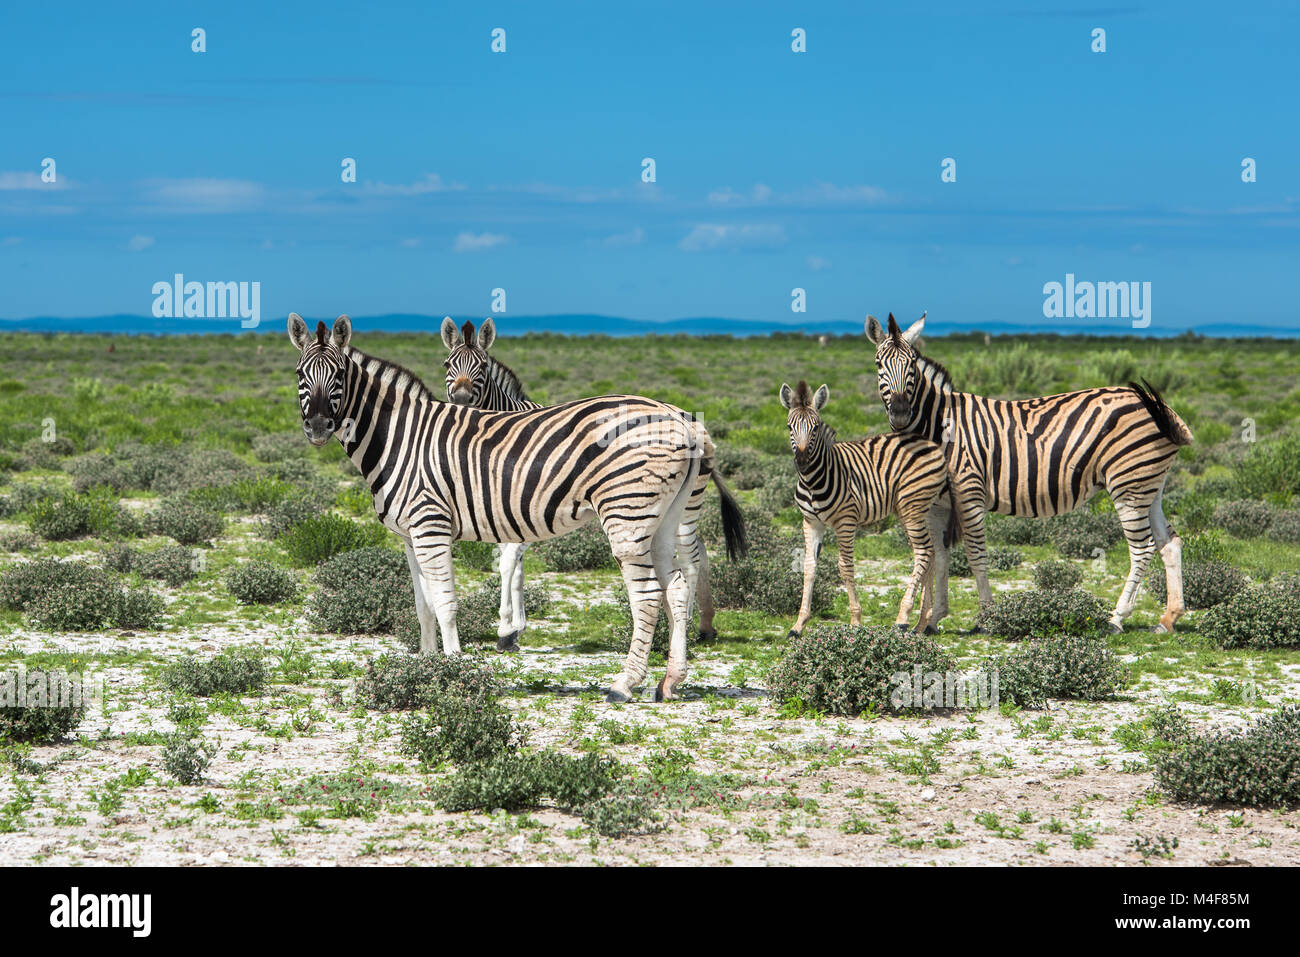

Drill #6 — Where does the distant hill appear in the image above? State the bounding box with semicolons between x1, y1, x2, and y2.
1;313;1296;339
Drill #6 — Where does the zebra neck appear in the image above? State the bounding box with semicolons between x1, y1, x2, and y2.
909;356;954;444
336;350;441;492
796;435;841;492
485;358;531;410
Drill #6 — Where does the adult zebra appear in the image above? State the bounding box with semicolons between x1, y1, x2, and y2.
867;312;1193;633
289;313;746;701
439;316;728;649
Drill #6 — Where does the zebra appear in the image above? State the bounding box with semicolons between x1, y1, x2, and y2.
289;313;746;702
866;312;1194;633
440;315;728;649
440;317;540;652
780;380;953;636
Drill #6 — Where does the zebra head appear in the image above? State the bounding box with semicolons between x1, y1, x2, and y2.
779;380;832;468
440;317;496;406
288;312;352;446
866;311;926;430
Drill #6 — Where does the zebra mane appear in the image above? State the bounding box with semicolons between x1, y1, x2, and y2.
914;351;954;393
486;355;530;402
348;347;441;403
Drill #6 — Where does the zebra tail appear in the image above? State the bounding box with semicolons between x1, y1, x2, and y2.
943;481;962;549
1129;378;1194;447
712;470;749;561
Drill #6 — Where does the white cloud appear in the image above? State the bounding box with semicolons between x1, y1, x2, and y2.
144;178;264;212
793;182;895;205
127;235;155;252
806;255;832;272
602;226;645;247
453;231;509;253
0;171;66;190
2;237;23;246
365;173;464;196
707;184;772;206
678;223;787;252
399;237;422;247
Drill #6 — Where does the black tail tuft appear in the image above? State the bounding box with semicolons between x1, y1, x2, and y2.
1128;378;1192;447
717;475;748;562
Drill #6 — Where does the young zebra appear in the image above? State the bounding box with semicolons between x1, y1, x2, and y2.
289;313;746;702
867;312;1194;633
440;316;728;649
780;381;952;635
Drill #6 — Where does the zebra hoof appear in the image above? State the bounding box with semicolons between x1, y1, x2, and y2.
496;632;520;653
1151;623;1171;635
786;629;800;640
653;679;666;703
698;628;718;643
1107;621;1124;635
965;625;985;636
922;625;940;636
605;688;633;704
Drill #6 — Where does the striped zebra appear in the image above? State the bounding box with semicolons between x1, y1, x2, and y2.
867;312;1194;633
780;381;952;636
440;316;727;649
289;313;746;702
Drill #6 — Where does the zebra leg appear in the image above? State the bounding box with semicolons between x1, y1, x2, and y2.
836;522;863;627
690;531;716;642
656;547;692;702
789;516;826;637
954;484;993;630
1149;488;1185;633
410;531;461;655
1108;500;1159;633
607;531;661;703
922;499;952;633
404;542;439;654
897;514;933;632
495;542;527;652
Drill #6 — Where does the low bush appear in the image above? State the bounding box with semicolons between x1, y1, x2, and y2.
137;545;198;587
1051;508;1124;559
307;547;413;634
278;513;387;566
767;624;956;716
399;683;518;766
258;499;317;540
27;491;122;541
453;540;497;571
0;669;86;743
709;517;836;617
357;653;502;712
451;575;550;646
533;523;615;572
1212;499;1274;538
1154;705;1300;808
112;588;166;630
984;513;1051;547
1234;432;1300;500
226;561;297;604
1145;560;1247;610
987;634;1129;708
1265;509;1300;545
148;499;224;546
0;530;39;552
1033;559;1083;591
1197;575;1300;649
162;732;218;785
161;648;267;697
951;546;1022;577
975;588;1111;639
1;558;163;630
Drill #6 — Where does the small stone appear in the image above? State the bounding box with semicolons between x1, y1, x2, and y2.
921;788;936;801
507;836;525;856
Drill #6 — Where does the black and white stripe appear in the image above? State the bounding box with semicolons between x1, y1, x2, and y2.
290;313;746;701
780;381;951;636
867;312;1193;633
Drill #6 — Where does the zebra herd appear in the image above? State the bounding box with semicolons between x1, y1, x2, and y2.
288;309;1193;702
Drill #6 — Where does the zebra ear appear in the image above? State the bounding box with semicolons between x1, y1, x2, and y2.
813;384;830;411
902;311;926;346
778;383;794;410
865;315;885;345
440;317;459;351
288;313;310;351
477;318;496;351
332;315;352;350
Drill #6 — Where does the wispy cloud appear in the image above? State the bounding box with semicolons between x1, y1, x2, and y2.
0;171;66;191
678;223;787;252
364;173;464;196
602;226;645;247
453;231;509;253
126;235;155;252
806;255;832;271
143;178;264;213
705;181;895;207
707;184;772;205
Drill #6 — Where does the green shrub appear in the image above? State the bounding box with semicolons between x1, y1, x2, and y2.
188;476;294;513
608;586;699;657
399;668;518;766
0;530;39;553
1170;490;1216;534
453;540;497;571
582;789;664;837
149;498;224;546
709;517;836;617
767;624;956;716
278;513;387;566
533;523;615;572
162;732;218;785
985;513;1051;546
1265;509;1300;545
27;584;120;630
1154;705;1300;808
113;588;165;630
0;669;86;743
0;559;114;612
433;751;548;811
67;453;131;493
27;491;121;541
307;547;412;634
161;648;267;697
226;560;297;604
1033;559;1083;591
137;545;198;587
1235;432;1300;500
448;575;551;646
1212;499;1274;538
1051;509;1123;559
975;589;1111;639
1198;576;1300;649
358;653;502;712
1145;560;1247;609
1183;530;1231;564
951;546;1022;577
104;543;139;573
987;634;1129;708
259;498;317;539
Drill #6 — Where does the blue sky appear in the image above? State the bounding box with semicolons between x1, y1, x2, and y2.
2;0;1297;333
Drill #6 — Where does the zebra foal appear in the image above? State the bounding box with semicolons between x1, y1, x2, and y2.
780;381;952;636
289;313;745;701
